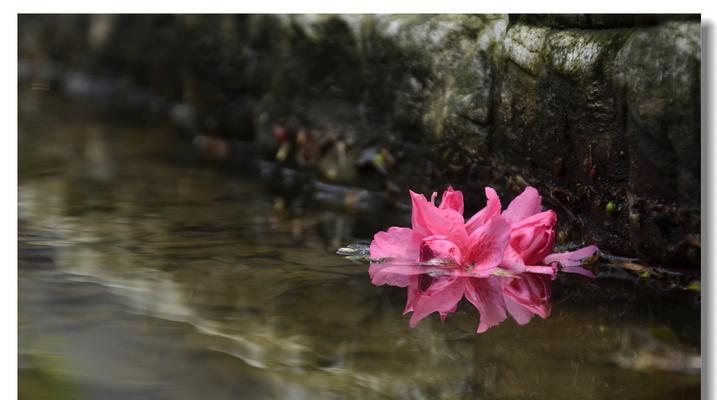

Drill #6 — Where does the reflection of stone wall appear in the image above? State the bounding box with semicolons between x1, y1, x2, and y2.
17;14;701;269
18;90;702;398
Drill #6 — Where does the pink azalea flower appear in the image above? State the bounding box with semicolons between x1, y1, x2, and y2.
369;186;598;333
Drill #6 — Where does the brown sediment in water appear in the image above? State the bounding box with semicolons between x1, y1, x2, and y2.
18;90;700;399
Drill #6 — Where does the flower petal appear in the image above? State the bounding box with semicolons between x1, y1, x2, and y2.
504;296;535;325
544;245;598;265
543;245;598;278
403;275;422;314
410;190;467;246
502;186;542;225
561;265;596;278
502;274;552;324
408;277;465;327
464;278;508;333
438;186;464;215
419;235;463;265
465;187;502;234
465;215;511;271
368;263;429;287
370;227;422;260
509;210;557;265
369;227;423;287
525;264;558;279
499;245;526;273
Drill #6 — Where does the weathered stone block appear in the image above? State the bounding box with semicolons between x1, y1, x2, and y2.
17;14;701;269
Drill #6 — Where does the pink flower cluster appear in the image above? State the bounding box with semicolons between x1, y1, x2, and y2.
369;186;597;333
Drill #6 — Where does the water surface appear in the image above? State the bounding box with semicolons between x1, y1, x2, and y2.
19;91;700;399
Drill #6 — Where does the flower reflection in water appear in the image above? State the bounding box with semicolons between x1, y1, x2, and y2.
369;186;597;333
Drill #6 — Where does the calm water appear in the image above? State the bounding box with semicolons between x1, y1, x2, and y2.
19;91;700;399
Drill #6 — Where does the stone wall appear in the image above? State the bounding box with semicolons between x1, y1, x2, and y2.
18;14;701;269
